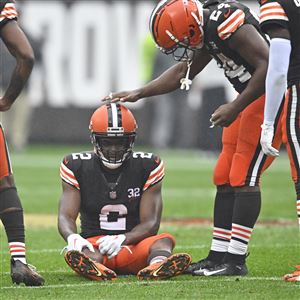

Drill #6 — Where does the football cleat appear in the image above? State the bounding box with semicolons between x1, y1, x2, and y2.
203;262;248;276
10;259;45;286
283;265;300;282
64;250;117;281
137;253;191;280
185;257;220;276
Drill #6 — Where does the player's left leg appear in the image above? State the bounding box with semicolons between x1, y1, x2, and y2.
282;83;300;281
0;125;44;286
188;115;240;275
204;95;283;276
136;234;191;280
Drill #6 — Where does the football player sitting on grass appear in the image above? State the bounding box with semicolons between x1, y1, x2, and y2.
58;103;191;281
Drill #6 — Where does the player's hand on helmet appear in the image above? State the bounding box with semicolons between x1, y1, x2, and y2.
97;234;126;260
210;102;240;128
102;90;142;103
67;233;95;252
260;123;279;157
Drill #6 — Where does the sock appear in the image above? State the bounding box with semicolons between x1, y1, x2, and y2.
226;191;261;264
9;242;26;264
0;188;27;264
208;189;235;262
148;250;171;265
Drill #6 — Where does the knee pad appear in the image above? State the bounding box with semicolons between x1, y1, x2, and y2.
214;151;233;186
0;187;23;214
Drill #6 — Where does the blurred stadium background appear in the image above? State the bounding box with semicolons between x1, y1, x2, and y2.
0;1;299;298
1;0;256;152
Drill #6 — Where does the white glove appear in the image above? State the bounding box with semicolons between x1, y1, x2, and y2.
260;123;279;157
67;233;95;252
97;234;126;260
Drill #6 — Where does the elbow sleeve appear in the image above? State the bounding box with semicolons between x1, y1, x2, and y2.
264;38;291;125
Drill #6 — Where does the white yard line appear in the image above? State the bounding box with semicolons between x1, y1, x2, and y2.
2;277;297;290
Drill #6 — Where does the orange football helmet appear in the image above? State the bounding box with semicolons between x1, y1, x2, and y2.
149;0;204;61
89;103;137;169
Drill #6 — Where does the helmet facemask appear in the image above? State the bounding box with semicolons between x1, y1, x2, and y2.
161;33;201;62
92;133;136;169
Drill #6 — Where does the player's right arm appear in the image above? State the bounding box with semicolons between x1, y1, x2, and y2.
103;47;212;103
58;181;81;241
0;20;34;111
58;156;95;252
259;0;292;156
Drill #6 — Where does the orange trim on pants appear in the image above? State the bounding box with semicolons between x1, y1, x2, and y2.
214;95;283;187
87;233;175;274
0;125;12;179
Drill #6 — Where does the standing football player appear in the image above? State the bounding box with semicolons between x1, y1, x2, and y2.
0;0;44;286
58;103;191;281
103;0;283;276
258;0;300;282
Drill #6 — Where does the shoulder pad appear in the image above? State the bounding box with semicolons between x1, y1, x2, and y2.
59;154;80;190
216;7;246;40
260;1;289;24
142;155;165;191
0;0;17;23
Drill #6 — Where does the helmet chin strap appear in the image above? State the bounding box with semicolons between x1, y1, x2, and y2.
180;1;204;91
102;160;122;169
95;148;126;169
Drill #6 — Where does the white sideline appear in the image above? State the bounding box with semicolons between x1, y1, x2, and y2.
2;277;297;290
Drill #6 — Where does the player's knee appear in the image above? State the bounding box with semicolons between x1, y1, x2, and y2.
213;152;233;185
228;153;251;187
0;187;23;214
150;234;175;251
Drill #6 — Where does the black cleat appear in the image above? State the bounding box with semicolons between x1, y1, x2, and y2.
203;262;248;276
11;259;45;286
185;258;220;275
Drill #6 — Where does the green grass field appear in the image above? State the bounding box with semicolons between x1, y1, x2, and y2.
0;145;299;299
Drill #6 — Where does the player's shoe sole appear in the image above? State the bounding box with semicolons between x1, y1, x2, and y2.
64;250;117;281
137;253;191;280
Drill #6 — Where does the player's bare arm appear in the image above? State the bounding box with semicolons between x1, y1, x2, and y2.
211;24;269;127
0;20;34;111
122;181;163;245
104;47;211;103
58;181;81;241
103;62;187;103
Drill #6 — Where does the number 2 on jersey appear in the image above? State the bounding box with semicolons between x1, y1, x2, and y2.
99;204;127;231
